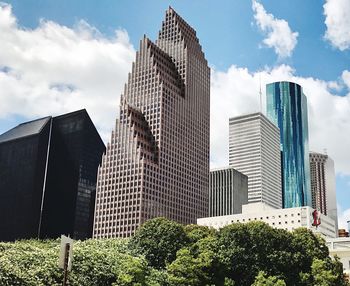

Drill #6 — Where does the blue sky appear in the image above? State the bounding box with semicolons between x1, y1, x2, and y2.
6;0;349;79
1;0;350;227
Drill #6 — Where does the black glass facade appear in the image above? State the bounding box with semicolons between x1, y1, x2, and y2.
0;110;105;241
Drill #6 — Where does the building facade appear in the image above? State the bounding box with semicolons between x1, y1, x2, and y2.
309;152;337;230
229;112;282;209
198;202;336;238
209;167;248;217
93;7;210;238
0;110;105;241
326;237;350;280
266;81;312;208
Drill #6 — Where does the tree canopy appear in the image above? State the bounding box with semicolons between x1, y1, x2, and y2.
129;217;188;269
0;218;348;286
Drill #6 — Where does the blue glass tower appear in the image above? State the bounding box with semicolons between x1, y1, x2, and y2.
266;81;311;208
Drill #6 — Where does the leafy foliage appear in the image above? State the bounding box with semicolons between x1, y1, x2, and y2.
252;271;286;286
0;218;348;286
69;239;149;286
167;235;224;285
217;221;296;285
0;240;62;286
129;217;188;268
0;239;152;286
184;224;217;244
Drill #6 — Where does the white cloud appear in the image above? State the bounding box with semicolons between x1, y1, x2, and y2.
2;2;350;182
342;70;350;89
252;0;298;58
210;65;350;178
0;3;135;141
324;0;350;51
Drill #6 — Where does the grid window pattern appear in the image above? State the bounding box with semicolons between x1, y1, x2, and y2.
93;7;210;238
229;113;282;209
309;152;337;226
310;153;327;214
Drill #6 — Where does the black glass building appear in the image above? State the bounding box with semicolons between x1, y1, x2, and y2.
0;109;105;241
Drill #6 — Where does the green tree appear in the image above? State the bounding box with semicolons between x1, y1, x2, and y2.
305;257;349;286
184;224;217;244
0;240;62;286
167;248;207;286
217;222;295;286
167;235;224;285
145;268;168;286
69;239;147;286
0;220;347;286
252;271;286;286
291;228;331;285
311;258;338;286
0;239;152;286
129;217;188;268
224;277;235;286
291;228;329;263
330;256;350;286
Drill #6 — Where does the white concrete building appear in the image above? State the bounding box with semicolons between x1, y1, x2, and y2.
197;202;336;238
229;113;282;209
326;237;350;278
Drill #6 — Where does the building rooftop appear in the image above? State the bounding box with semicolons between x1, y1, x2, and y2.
0;117;51;143
229;112;280;132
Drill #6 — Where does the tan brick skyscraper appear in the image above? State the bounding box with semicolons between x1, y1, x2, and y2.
93;7;210;238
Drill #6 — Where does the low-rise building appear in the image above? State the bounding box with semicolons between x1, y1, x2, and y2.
197;202;336;238
326;237;350;280
209;167;248;217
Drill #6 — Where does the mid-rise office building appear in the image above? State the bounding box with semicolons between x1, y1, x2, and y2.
93;7;210;238
309;152;337;230
229;112;282;209
209;167;248;217
266;81;312;208
198;202;336;238
0;109;105;241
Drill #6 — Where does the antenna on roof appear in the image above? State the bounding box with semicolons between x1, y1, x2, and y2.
324;148;327;155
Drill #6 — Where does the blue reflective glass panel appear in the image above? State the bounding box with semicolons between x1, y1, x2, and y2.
266;81;311;208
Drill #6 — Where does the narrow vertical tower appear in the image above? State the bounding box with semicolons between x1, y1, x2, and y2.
266;81;311;208
93;7;210;238
309;152;337;229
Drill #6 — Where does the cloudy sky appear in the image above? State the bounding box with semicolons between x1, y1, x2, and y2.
1;0;349;228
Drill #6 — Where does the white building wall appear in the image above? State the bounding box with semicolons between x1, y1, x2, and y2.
326;237;350;277
197;203;336;238
229;113;282;209
325;157;338;231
